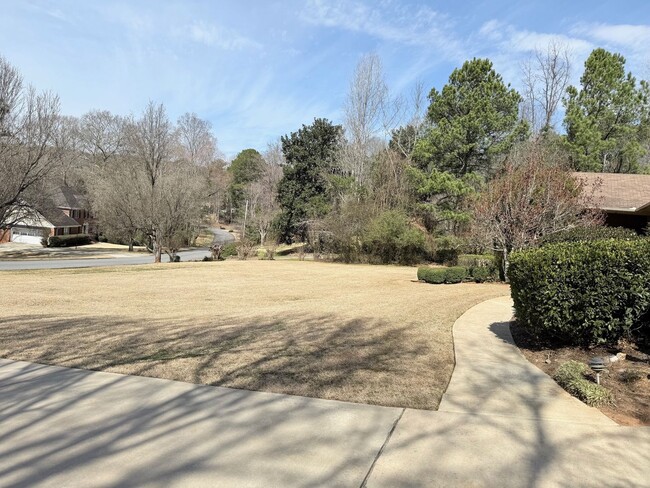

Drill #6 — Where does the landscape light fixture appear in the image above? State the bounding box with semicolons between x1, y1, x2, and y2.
588;357;607;385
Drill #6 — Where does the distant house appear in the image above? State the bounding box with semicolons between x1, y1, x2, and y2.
50;186;93;235
575;172;650;233
0;185;93;245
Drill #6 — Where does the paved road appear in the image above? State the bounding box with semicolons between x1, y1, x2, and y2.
0;228;235;271
1;298;648;487
0;248;211;270
209;227;236;246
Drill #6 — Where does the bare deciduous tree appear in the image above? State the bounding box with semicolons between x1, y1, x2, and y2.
89;102;205;262
78;110;126;167
342;53;388;185
521;41;571;134
0;55;62;230
472;140;602;280
176;112;219;167
246;141;284;245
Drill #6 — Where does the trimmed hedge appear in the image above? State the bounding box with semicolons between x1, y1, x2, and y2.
47;234;92;247
417;267;446;284
509;238;650;345
445;266;467;284
540;226;638;246
418;266;468;284
470;266;492;283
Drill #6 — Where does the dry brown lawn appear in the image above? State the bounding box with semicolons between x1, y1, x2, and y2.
0;260;508;409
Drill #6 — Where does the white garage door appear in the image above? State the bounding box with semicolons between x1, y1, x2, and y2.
11;226;45;245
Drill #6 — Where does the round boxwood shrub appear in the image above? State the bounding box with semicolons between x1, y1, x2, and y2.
509;238;650;345
444;266;468;284
417;267;446;284
470;266;492;283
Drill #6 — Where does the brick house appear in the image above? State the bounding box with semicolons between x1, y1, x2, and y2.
0;186;93;244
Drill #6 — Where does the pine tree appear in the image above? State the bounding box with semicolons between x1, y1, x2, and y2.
413;58;528;177
563;48;650;173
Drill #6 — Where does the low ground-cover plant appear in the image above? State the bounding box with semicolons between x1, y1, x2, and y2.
553;360;614;407
509;238;650;345
540;226;638;245
46;234;92;247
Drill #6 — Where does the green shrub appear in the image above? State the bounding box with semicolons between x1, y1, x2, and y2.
540;226;638;246
417;267;446;284
509;239;650;345
47;234;92;247
221;242;237;258
363;210;430;265
459;253;498;282
444;266;468;284
470;266;492;283
432;236;464;265
553;361;614;407
457;253;495;268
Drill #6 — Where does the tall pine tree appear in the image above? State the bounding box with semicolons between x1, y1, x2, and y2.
413;58;528;177
564;48;650;173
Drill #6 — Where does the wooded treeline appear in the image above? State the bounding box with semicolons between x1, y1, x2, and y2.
1;43;648;264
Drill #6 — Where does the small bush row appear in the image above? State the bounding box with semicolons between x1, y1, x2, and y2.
46;234;92;247
417;265;495;284
509;238;650;345
553;361;614;407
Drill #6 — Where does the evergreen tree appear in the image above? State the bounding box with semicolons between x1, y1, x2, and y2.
564;48;650;173
414;58;528;177
276;118;342;241
228;148;265;216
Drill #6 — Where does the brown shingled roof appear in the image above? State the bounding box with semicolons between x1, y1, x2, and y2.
573;172;650;214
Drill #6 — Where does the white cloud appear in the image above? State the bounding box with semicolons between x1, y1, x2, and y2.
572;23;650;51
478;21;593;56
302;0;465;60
187;21;262;51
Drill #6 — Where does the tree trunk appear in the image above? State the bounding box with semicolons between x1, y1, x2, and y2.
502;247;510;283
153;231;162;263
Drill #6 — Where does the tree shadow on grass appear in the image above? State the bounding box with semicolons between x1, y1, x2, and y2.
0;311;441;409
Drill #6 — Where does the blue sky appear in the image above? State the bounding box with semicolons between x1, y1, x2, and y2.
1;0;649;158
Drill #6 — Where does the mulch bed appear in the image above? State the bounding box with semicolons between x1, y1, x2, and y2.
511;324;650;426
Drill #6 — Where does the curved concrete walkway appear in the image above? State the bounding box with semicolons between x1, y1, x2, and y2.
1;297;649;487
368;296;650;487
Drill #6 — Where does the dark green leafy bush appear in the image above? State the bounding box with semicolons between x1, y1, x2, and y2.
509;239;650;345
553;361;614;407
221;242;237;258
417;267;446;284
432;236;464;265
47;234;92;247
470;266;492;283
540;226;638;246
444;266;468;283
